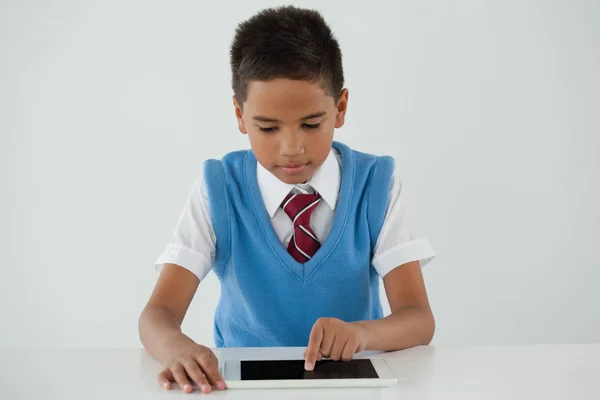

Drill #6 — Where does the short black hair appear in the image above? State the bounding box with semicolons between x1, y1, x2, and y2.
230;5;344;105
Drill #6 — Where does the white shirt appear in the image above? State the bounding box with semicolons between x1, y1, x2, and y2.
156;149;435;280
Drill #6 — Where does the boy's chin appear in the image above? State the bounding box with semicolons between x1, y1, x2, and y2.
273;168;313;185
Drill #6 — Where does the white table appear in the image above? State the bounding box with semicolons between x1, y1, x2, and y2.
1;345;598;399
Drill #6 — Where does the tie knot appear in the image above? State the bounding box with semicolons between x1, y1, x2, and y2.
281;192;321;225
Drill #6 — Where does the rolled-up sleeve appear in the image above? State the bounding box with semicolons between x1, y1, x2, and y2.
371;173;436;277
155;167;215;281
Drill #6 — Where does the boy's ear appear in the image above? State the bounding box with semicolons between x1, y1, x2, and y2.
233;96;247;134
334;89;349;129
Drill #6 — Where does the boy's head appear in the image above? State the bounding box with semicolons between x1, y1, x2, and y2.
230;6;348;184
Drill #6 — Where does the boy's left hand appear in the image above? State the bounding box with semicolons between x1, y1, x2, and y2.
303;317;369;371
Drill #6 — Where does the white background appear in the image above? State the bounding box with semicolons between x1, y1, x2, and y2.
1;0;599;349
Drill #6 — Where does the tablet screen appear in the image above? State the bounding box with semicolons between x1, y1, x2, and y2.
240;359;379;380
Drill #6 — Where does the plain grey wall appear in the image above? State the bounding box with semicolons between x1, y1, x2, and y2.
1;0;599;348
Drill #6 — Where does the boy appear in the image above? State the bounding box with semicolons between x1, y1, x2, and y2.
139;5;436;394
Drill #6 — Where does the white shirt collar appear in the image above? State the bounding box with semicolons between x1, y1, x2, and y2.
257;148;341;218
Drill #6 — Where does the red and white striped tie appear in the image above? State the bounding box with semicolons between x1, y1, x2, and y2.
281;191;321;263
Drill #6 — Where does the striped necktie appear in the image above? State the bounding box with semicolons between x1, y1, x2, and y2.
281;191;322;263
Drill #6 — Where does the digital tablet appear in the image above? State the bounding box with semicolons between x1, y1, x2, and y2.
222;358;397;389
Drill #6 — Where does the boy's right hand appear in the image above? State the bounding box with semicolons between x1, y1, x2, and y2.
157;334;226;394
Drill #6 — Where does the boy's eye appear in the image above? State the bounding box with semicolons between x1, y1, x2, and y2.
303;123;321;130
258;123;320;132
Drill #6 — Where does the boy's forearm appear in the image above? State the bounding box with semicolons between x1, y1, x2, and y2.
138;307;189;363
354;307;435;352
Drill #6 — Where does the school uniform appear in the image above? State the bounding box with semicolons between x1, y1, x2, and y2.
156;141;435;347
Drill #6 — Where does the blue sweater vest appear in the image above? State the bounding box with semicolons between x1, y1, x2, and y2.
203;141;394;347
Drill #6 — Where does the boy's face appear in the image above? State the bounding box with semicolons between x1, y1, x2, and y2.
233;78;348;184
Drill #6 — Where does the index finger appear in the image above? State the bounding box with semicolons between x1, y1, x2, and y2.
305;322;324;371
198;353;226;390
303;349;323;361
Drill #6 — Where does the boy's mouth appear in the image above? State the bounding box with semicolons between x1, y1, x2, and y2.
279;163;307;174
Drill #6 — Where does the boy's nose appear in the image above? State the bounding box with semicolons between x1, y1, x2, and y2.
280;134;305;157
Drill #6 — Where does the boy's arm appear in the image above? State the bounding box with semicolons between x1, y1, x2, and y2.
139;263;225;393
354;260;435;351
138;263;200;363
304;261;434;369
